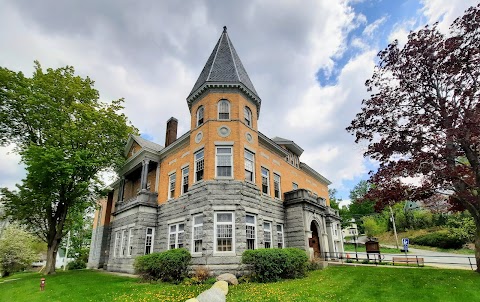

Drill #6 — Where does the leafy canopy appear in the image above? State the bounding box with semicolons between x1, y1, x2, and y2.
0;61;136;273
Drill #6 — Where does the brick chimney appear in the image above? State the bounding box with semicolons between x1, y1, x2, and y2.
165;117;178;147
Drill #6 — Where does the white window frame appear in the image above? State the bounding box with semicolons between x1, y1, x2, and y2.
277;224;284;248
218;99;230;120
214;212;235;254
181;166;189;195
274;173;281;199
168;172;176;199
192;214;203;255
215;146;233;178
196;106;204;126
121;229;128;257
244;106;252;127
246;214;257;250
264;221;272;248
144;227;155;255
194;149;204;182
113;231;121;258
261;167;270;195
168;223;185;250
244;149;255;182
127;228;134;257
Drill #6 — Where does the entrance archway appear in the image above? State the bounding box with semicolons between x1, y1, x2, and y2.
309;221;321;259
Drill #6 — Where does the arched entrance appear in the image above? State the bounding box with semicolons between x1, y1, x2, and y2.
309;221;321;259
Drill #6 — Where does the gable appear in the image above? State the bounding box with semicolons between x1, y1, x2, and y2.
127;141;142;159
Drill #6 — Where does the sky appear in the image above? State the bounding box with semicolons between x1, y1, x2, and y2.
0;0;477;206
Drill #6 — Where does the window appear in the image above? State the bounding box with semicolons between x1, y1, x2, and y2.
218;100;230;120
168;173;176;199
121;229;128;257
274;173;281;199
127;228;134;256
169;223;185;249
264;222;272;248
215;212;234;252
292;182;298;190
261;167;270;194
277;224;284;248
181;166;189;194
246;214;256;250
114;231;121;258
196;106;204;126
244;106;252;126
216;147;233;177
244;149;255;182
192;215;203;253
194;149;204;182
145;227;154;255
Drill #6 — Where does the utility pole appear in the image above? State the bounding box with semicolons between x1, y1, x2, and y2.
389;205;399;249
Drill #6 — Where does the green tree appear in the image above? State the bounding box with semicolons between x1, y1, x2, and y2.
348;180;376;218
0;225;38;277
0;62;136;274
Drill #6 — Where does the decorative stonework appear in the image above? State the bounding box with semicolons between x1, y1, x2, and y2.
195;131;203;143
217;126;231;138
245;132;253;143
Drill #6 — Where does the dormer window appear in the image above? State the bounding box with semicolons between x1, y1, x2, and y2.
196;106;204;126
218;100;230;120
244;106;252;127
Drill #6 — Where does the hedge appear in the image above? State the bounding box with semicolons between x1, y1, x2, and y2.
66;259;86;270
411;231;467;249
242;248;308;282
134;248;191;282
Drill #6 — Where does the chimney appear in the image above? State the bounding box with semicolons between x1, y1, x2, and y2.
165;117;178;147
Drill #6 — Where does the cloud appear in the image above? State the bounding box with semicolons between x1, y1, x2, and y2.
0;145;24;190
363;16;387;37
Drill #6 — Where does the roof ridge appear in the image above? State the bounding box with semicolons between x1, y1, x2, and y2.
225;32;241;81
207;30;224;81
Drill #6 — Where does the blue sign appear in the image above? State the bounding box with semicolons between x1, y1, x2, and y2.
402;238;409;245
403;244;409;251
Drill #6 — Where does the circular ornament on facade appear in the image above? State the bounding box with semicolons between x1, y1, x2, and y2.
217;126;231;138
245;132;253;143
195;131;203;143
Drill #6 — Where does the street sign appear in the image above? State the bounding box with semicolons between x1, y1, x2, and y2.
402;238;409;245
403;244;409;252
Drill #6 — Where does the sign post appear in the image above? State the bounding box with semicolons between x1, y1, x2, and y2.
402;238;409;259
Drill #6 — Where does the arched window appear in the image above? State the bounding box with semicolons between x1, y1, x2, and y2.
244;106;252;127
196;106;204;126
218;100;230;120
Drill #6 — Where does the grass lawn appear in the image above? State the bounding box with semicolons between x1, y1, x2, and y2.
343;243;403;254
376;230;475;255
1;267;479;302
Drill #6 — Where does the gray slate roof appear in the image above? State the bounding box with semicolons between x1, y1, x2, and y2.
187;27;261;113
133;135;163;152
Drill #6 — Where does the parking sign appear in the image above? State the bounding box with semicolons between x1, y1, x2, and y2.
402;238;409;245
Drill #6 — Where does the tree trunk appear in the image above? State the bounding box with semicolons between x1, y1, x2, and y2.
476;222;480;273
45;239;60;274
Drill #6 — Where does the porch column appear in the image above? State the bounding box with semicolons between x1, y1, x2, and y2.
117;177;125;202
140;159;150;191
326;219;335;258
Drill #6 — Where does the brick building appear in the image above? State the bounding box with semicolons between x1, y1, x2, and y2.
88;27;343;273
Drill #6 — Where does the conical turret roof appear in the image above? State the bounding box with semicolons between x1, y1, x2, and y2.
187;26;261;114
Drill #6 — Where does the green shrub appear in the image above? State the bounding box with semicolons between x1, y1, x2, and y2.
242;248;308;282
411;231;466;249
66;259;86;270
134;248;191;283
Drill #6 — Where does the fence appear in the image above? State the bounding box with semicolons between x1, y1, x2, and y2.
322;251;477;271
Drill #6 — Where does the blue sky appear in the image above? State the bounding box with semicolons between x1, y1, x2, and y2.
0;0;477;206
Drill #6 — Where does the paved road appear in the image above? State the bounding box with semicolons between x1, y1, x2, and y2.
344;245;476;270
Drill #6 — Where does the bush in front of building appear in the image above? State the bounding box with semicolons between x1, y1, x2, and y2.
134;248;191;283
66;259;87;270
411;231;466;249
242;248;308;282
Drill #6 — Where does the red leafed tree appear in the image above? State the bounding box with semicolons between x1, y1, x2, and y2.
347;4;480;271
